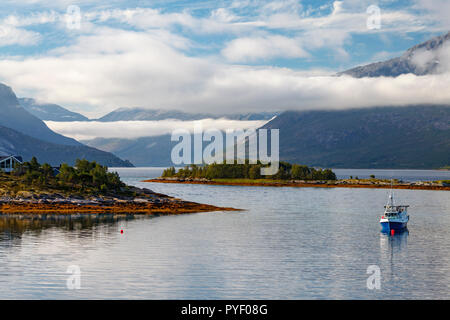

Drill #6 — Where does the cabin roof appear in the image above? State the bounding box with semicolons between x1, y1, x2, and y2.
0;155;23;163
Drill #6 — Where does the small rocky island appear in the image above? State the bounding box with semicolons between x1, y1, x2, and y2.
145;163;450;191
146;177;450;191
0;158;238;214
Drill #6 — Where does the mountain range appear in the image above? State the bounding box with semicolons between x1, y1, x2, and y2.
340;31;450;77
262;106;450;169
96;108;278;122
19;98;89;122
0;84;133;167
0;85;80;147
0;125;133;167
81;135;174;167
84;33;450;168
5;32;450;169
16;100;278;122
82;105;450;169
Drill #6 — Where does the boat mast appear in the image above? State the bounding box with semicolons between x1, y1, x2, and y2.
388;180;394;208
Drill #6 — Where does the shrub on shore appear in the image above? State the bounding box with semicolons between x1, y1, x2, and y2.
8;157;125;194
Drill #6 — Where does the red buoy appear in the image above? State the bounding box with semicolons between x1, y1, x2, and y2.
391;229;395;236
121;229;124;234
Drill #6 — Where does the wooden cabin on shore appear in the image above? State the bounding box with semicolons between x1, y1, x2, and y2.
0;155;23;173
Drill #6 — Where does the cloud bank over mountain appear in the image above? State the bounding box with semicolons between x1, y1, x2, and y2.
2;29;450;117
0;1;449;116
45;119;268;140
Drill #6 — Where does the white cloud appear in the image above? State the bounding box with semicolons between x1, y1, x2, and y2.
0;25;41;46
0;26;450;117
0;2;449;117
80;2;436;56
413;0;450;29
95;8;197;30
260;0;303;15
45;119;268;140
1;0;122;9
222;35;309;62
0;2;444;59
211;8;238;23
2;11;59;27
411;42;450;74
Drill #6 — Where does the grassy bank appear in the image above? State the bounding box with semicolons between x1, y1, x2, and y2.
144;177;450;191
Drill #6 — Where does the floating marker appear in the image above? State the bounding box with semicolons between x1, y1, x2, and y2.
121;229;124;234
391;229;395;236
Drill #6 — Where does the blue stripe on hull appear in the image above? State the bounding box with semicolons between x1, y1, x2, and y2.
380;221;407;232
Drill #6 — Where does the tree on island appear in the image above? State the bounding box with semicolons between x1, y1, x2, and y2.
12;157;124;193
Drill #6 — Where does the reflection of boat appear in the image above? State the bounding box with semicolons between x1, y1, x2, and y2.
380;229;409;256
379;229;409;281
380;188;409;233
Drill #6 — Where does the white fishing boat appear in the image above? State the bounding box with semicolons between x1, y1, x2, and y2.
380;188;409;233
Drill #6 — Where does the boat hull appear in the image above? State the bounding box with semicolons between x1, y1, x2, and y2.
380;221;408;232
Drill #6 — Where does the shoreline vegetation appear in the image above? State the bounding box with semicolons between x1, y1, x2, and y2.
161;162;337;181
145;163;450;191
0;158;239;214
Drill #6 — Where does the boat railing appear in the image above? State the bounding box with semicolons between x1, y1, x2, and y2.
384;205;409;209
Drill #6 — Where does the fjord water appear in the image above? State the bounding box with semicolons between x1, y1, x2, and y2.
1;168;450;299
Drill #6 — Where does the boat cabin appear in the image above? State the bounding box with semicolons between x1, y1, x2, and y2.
383;204;409;217
0;155;23;173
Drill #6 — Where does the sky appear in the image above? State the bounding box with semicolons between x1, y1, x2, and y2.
0;0;449;118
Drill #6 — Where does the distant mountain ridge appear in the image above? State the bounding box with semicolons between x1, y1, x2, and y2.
82;135;174;167
0;125;133;167
13;98;277;167
262;106;450;169
97;107;278;122
85;106;450;169
16;100;279;122
0;84;81;146
340;31;450;77
0;83;133;167
19;98;89;122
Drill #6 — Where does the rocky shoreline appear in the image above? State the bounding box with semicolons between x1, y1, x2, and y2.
0;186;239;214
144;177;450;191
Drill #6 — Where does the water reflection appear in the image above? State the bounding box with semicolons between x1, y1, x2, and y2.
0;214;147;243
379;229;409;284
1;169;450;299
380;229;409;251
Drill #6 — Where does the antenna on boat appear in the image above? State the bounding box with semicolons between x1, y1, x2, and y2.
388;179;394;207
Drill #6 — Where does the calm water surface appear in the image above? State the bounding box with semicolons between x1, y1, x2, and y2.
1;168;450;299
